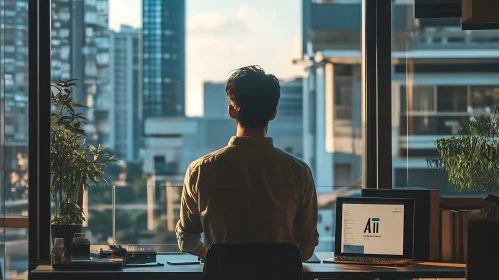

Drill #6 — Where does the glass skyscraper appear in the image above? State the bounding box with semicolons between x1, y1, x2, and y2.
142;0;186;119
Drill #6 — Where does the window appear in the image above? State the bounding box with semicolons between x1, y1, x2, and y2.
437;86;468;113
45;0;364;255
392;1;499;197
400;85;436;113
1;0;30;278
334;77;352;120
469;86;499;113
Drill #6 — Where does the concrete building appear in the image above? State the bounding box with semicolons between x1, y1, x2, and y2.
142;0;186;119
51;0;111;146
301;0;499;192
142;117;189;178
301;0;363;191
109;25;142;162
142;117;189;234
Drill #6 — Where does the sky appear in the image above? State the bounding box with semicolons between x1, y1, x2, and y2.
109;0;303;117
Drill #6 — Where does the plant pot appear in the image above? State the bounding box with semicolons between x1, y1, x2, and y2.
51;224;83;254
466;214;499;280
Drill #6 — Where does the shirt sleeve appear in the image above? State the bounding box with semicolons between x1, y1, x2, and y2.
293;166;320;261
175;164;205;253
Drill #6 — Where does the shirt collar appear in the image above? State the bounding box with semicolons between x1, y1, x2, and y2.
228;136;274;147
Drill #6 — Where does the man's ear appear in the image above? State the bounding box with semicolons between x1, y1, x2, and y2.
228;105;237;120
269;109;277;121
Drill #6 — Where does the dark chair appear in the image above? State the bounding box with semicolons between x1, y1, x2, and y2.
203;243;303;280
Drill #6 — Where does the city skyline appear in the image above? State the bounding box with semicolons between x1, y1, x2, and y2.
3;1;499;277
109;0;303;117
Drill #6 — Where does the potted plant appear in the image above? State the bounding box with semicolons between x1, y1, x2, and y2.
427;105;499;278
50;79;116;250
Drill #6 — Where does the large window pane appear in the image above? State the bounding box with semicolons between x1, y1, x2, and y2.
49;0;363;254
437;86;468;113
391;1;499;196
302;0;363;252
400;85;436;113
1;0;29;279
470;86;499;113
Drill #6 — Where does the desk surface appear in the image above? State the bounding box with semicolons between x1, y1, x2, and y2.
30;252;465;280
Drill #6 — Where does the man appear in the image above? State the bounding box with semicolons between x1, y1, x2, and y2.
175;65;319;261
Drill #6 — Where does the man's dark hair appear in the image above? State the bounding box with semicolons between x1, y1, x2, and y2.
226;65;281;129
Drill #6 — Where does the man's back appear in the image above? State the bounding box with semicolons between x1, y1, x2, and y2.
176;136;319;261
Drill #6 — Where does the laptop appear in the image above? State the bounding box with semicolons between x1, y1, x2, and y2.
324;197;415;266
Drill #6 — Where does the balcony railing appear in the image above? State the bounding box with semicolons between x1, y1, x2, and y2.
412;28;499;48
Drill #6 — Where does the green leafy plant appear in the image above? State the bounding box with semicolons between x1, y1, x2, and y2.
427;106;499;217
51;79;117;225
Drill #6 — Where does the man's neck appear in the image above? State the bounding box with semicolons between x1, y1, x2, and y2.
236;125;267;137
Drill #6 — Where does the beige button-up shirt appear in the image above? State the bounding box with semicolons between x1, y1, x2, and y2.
175;136;319;261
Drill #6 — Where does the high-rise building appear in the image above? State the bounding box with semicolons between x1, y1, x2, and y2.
109;25;142;162
203;82;229;119
2;0;29;144
51;0;110;146
142;0;186;119
85;0;111;146
1;0;30;201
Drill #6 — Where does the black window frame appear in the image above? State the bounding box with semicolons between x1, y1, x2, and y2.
28;0;52;270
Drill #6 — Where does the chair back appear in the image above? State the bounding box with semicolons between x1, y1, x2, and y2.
203;243;303;280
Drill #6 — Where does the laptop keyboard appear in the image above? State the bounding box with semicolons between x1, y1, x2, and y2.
334;256;410;265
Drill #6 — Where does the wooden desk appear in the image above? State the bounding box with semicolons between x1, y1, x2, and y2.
30;252;465;280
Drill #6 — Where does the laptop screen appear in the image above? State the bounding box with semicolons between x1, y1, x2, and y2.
340;202;405;256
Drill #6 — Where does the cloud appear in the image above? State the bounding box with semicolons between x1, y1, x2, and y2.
187;13;227;32
187;4;254;35
235;4;254;20
185;3;301;116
